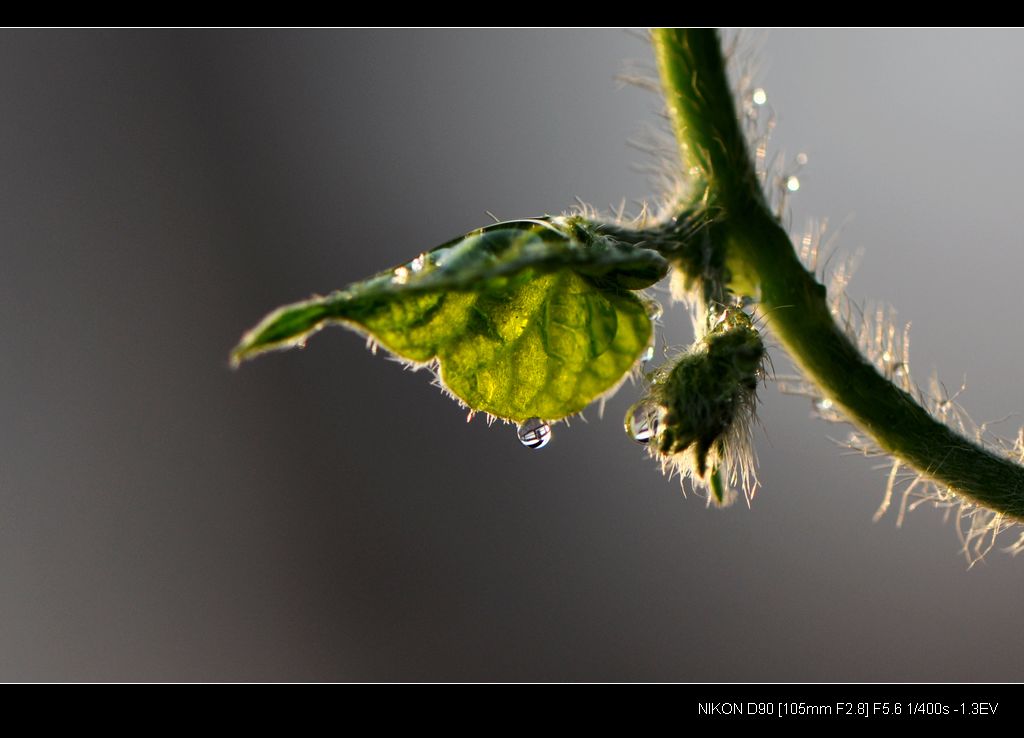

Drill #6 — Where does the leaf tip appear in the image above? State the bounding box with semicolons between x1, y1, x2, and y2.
229;297;334;369
228;342;249;370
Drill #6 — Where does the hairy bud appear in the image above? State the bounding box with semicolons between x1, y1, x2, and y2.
626;306;764;504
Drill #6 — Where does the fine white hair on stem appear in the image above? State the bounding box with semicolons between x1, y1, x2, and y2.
776;214;1024;564
712;31;1024;564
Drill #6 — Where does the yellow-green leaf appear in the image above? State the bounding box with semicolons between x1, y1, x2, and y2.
231;217;666;422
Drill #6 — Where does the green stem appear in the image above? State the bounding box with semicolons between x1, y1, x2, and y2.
650;28;1024;521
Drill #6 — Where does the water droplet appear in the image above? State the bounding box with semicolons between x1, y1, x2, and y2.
645;300;664;322
640;345;655;364
785;175;800;192
813;397;843;422
752;88;767;106
881;351;893;364
410;254;426;273
625;403;659;444
796;152;808;166
517;418;551;449
392;266;410;285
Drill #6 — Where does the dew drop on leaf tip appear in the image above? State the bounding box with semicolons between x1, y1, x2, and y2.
517;418;552;450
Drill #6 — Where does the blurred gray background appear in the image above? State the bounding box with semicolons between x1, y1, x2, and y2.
2;29;1023;681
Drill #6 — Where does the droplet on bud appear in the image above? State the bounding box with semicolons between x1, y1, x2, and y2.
645;299;664;322
625;402;660;444
786;175;801;192
517;418;551;450
752;88;767;106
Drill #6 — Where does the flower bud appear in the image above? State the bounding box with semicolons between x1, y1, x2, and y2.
626;306;764;504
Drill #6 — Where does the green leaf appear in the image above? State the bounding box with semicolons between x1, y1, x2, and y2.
231;216;666;422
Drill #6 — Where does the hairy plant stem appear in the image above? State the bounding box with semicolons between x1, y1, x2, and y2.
647;28;1024;520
